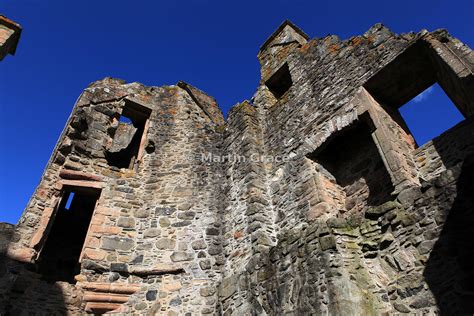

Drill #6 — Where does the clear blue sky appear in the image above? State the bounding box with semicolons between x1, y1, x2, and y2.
1;0;473;224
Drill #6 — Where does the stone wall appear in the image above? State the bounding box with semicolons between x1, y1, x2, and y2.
414;118;474;181
217;21;474;315
1;19;473;315
2;79;226;315
0;15;21;61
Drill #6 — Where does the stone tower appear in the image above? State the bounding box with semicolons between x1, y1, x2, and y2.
1;20;474;315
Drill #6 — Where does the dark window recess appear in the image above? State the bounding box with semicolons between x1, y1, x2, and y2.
36;188;100;283
265;63;293;99
308;122;394;214
106;102;151;169
364;41;466;147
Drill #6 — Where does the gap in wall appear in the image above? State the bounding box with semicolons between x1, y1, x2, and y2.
399;83;465;146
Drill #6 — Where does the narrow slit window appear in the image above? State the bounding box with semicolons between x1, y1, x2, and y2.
106;101;151;169
265;63;293;99
64;192;75;210
37;188;100;283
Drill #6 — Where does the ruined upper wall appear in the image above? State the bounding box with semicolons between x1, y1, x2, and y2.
0;15;21;61
258;20;309;82
219;21;474;315
255;23;473;176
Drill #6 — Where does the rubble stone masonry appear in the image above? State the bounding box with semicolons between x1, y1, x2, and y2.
1;19;474;315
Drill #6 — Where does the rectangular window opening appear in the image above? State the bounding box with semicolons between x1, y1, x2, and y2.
36;187;100;283
265;63;293;99
364;41;466;148
399;83;464;146
106;101;151;169
307;121;394;215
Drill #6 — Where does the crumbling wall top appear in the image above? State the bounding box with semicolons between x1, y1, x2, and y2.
0;15;22;60
177;81;225;126
259;20;309;52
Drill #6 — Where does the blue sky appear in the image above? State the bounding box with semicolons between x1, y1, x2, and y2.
1;0;473;224
400;84;464;146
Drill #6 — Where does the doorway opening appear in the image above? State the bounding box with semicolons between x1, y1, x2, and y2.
36;187;100;283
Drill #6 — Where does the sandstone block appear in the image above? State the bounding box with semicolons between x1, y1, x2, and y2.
144;228;161;238
101;236;134;251
155;238;176;250
170;251;194;262
117;217;135;228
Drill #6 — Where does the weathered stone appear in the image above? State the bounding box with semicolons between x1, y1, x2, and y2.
319;235;336;250
108;272;120;282
365;201;400;219
159;217;171;227
417;240;436;255
200;287;216;297
117;217;135;228
177;211;196;220
199;259;212;270
82;259;107;272
155;207;175;216
208;245;221;255
219;276;237;299
144;228;161;238
171;221;191;227
134;209;151;218
393;302;411;313
101;236;134;251
155;238;176;250
108;122;137;153
191;239;207;250
146;290;157;301
161;280;182;292
326;217;347;228
205;227;219;235
397;187;421;205
135;302;147;310
131;254;144;264
409;294;434;309
170;251;194;262
362;240;378;252
110;262;128;273
169;296;182;306
380;232;395;249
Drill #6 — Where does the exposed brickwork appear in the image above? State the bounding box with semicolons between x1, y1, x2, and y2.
1;20;474;315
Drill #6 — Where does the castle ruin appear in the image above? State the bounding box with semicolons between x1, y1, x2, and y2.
1;19;474;315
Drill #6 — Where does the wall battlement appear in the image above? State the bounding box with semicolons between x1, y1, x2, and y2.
1;19;474;315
